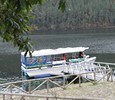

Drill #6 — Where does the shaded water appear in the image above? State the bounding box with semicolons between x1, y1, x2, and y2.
0;29;115;80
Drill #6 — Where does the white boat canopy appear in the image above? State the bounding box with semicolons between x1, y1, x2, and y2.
21;47;89;57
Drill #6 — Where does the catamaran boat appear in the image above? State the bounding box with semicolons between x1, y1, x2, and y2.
21;47;98;80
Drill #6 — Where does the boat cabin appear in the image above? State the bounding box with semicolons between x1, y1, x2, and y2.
21;47;89;69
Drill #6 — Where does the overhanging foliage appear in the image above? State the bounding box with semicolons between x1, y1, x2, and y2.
0;0;66;56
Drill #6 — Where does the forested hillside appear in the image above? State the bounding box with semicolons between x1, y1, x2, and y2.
30;0;115;31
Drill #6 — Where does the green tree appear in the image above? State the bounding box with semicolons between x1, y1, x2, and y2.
0;0;66;56
31;0;115;30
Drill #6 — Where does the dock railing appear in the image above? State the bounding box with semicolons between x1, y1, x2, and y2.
0;65;114;100
94;61;115;74
94;61;115;68
0;92;103;100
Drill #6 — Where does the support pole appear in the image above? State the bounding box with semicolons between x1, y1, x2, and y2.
9;84;13;100
63;75;66;89
46;79;49;93
79;74;81;87
94;72;96;82
110;69;113;82
107;70;111;81
28;81;31;94
3;94;5;100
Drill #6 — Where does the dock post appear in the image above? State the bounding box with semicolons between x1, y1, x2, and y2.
3;94;5;100
107;69;111;81
63;75;66;89
9;84;13;100
110;69;113;82
79;74;81;87
28;81;31;94
94;72;96;82
46;97;49;100
46;79;49;93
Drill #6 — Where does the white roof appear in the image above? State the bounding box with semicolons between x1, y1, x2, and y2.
21;47;89;57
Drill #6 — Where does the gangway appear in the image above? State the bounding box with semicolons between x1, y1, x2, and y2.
63;58;112;81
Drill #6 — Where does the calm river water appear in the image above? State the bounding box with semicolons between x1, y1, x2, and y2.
0;29;115;80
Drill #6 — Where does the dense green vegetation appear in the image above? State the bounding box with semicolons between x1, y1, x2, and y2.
31;0;115;31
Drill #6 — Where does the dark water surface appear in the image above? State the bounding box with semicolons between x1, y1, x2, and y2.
0;30;115;80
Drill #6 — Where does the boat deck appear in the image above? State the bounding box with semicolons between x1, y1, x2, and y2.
25;64;103;80
26;65;66;77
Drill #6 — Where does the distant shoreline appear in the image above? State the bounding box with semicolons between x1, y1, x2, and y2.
33;26;115;35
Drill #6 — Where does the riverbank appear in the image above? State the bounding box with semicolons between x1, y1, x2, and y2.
34;81;115;100
0;81;114;100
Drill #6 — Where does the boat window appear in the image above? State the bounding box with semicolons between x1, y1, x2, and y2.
72;53;77;59
26;57;37;65
66;53;77;60
78;52;85;58
46;55;52;62
53;54;64;61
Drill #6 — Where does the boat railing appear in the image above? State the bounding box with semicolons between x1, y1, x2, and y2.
63;59;115;80
64;57;96;74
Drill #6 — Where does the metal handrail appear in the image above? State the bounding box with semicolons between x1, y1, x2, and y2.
95;62;115;66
